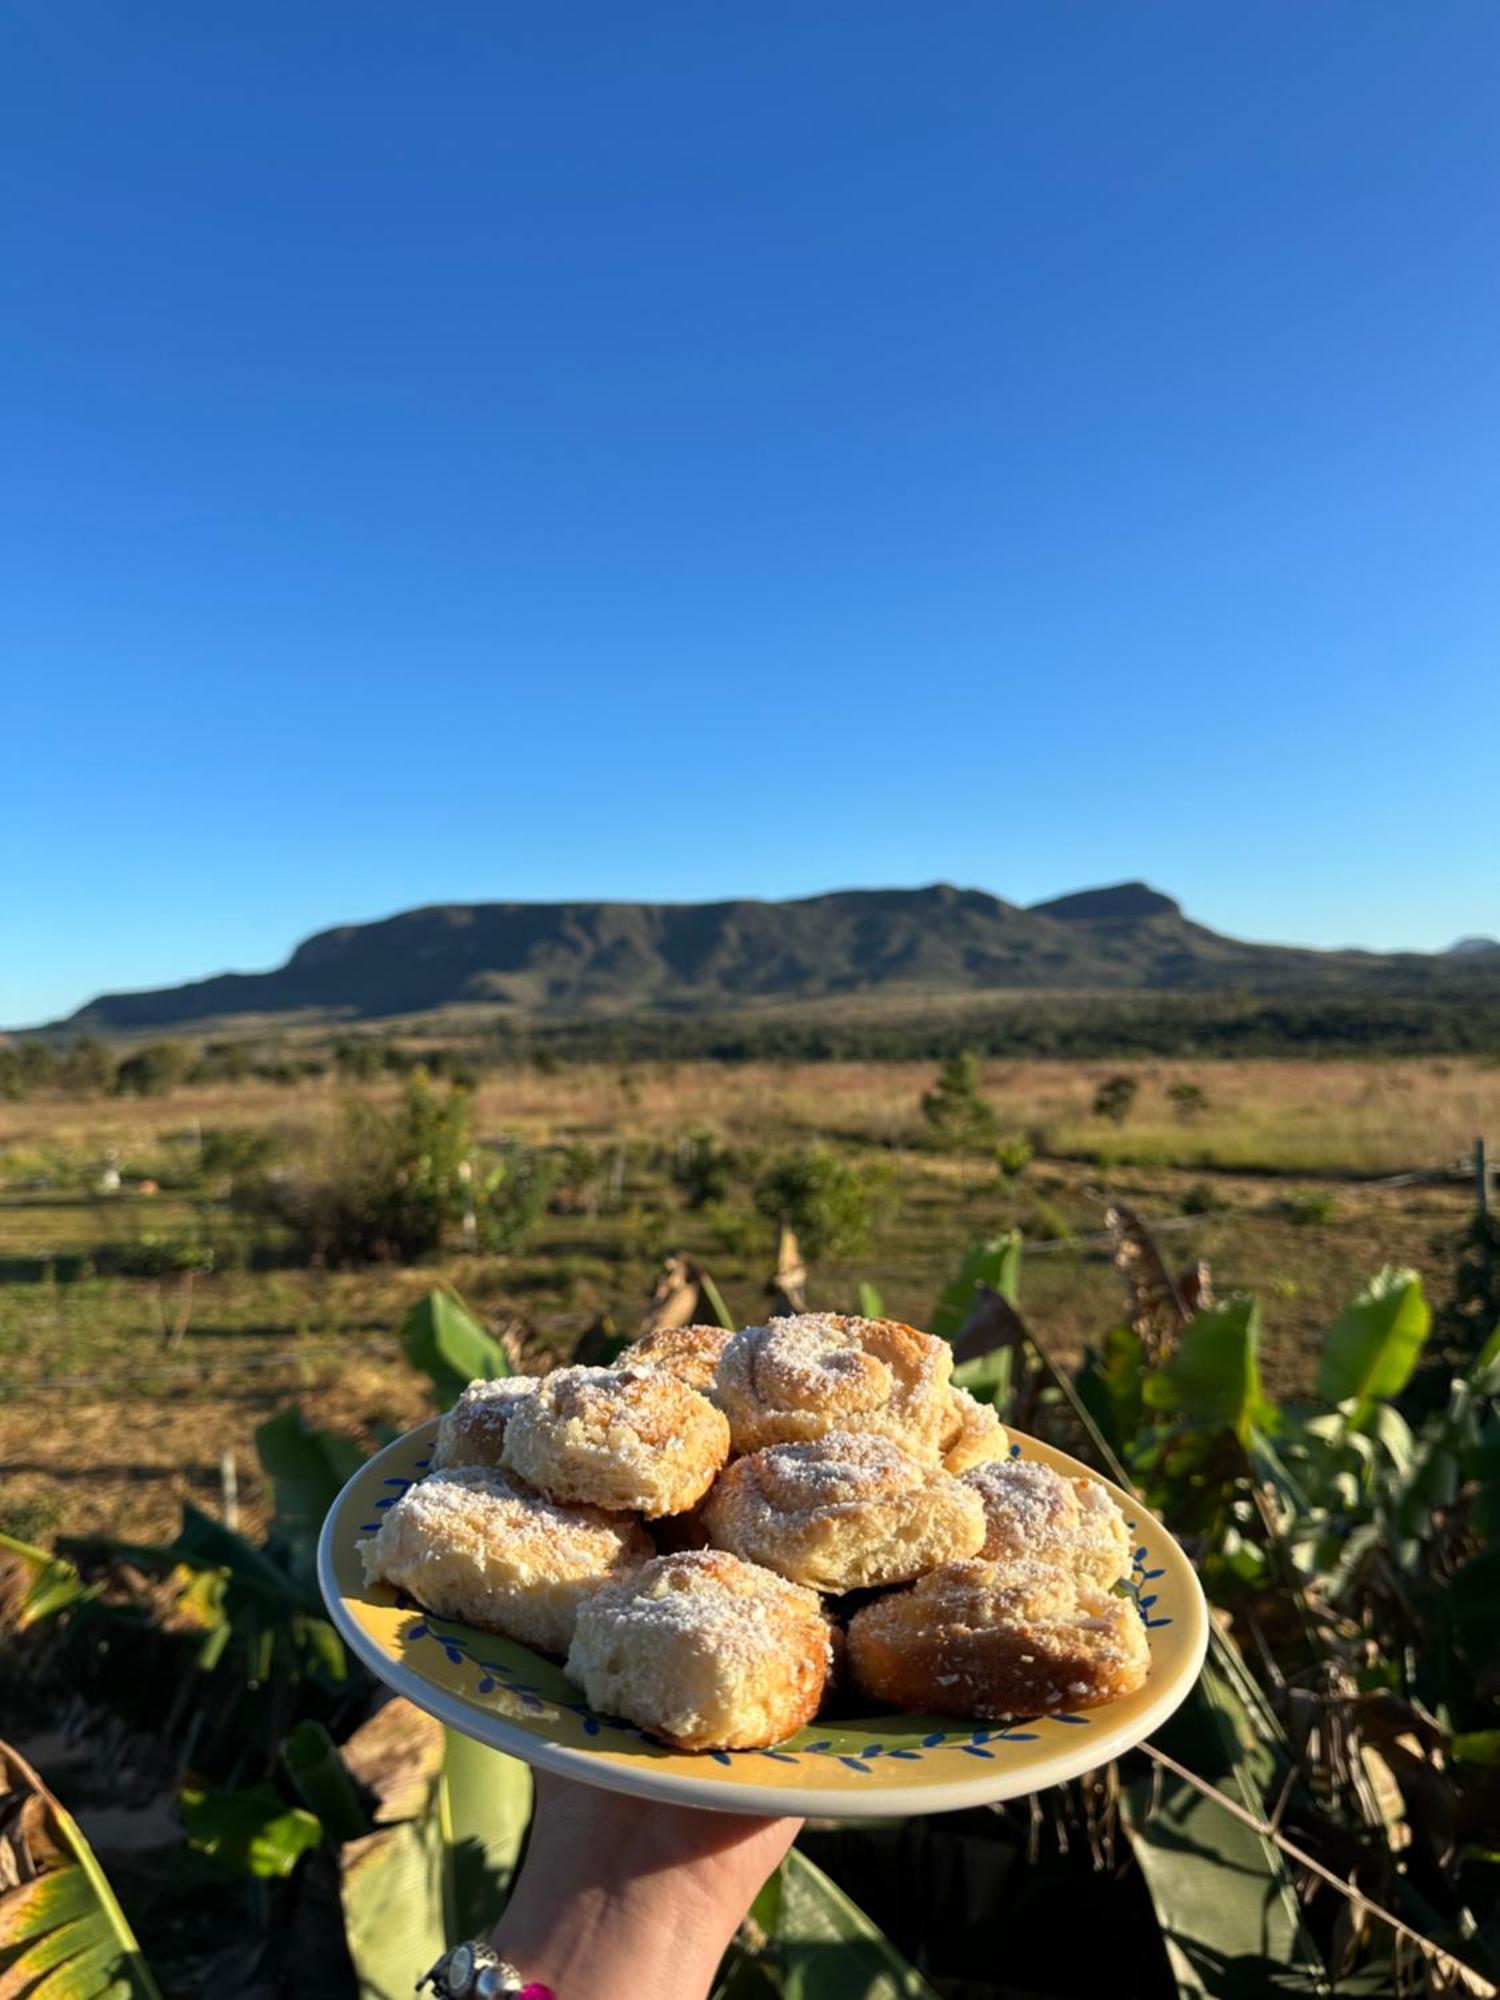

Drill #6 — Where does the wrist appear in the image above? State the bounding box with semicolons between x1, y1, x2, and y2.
492;1868;731;2000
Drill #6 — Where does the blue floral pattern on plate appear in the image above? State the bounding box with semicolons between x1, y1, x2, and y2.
360;1442;1174;1774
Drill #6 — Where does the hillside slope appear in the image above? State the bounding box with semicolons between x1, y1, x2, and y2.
54;882;1494;1032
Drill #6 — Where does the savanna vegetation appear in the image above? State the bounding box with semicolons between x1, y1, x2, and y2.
2;1048;1498;1996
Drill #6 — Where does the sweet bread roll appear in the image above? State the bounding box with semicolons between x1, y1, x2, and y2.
939;1388;1009;1475
618;1322;735;1394
566;1548;832;1751
502;1364;730;1518
846;1557;1150;1719
432;1375;538;1469
963;1458;1131;1591
359;1466;651;1656
703;1429;985;1592
714;1314;953;1459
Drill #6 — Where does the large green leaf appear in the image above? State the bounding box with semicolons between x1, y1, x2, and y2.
950;1344;1013;1409
256;1409;363;1541
0;1742;162;2000
929;1234;1021;1344
398;1289;509;1407
435;1730;531;1941
1120;1662;1331;1998
180;1783;322;1879
255;1408;364;1594
281;1721;371;1843
777;1850;939;1999
1317;1268;1431;1410
1144;1296;1274;1444
337;1712;531;2000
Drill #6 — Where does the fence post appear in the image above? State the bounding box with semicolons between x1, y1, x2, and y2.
1478;1136;1489;1218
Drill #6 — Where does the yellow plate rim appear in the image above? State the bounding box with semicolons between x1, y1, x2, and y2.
317;1417;1207;1818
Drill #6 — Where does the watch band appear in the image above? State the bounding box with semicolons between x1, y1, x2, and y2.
416;1937;555;1999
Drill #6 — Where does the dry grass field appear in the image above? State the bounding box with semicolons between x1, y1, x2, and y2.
1;1055;1492;1550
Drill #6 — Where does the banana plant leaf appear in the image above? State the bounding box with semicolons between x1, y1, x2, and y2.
930;1234;1021;1343
398;1289;510;1407
0;1534;97;1634
0;1740;163;2000
777;1850;939;1999
180;1783;322;1880
256;1409;363;1539
1316;1268;1430;1414
337;1709;531;2000
1120;1663;1331;1998
1143;1296;1276;1444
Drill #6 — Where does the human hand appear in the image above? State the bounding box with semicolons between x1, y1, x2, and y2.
490;1771;799;2000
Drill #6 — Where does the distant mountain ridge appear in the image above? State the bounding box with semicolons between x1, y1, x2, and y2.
49;882;1496;1034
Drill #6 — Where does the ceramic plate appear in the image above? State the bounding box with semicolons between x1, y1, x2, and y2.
317;1418;1207;1817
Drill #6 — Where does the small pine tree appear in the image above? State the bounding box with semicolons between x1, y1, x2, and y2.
921;1053;1001;1157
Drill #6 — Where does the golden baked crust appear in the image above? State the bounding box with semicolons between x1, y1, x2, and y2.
714;1314;953;1459
703;1429;984;1592
358;1466;652;1656
963;1458;1131;1590
618;1323;735;1394
566;1548;833;1751
939;1388;1010;1475
846;1558;1150;1720
502;1365;730;1518
432;1375;538;1470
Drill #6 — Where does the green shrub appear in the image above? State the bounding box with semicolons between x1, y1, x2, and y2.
753;1146;895;1261
1181;1180;1230;1216
993;1133;1033;1181
475;1145;559;1253
1285;1188;1338;1227
112;1039;192;1096
1166;1078;1209;1120
671;1129;737;1209
236;1073;474;1265
1091;1073;1138;1124
200;1127;282;1184
114;1233;217;1279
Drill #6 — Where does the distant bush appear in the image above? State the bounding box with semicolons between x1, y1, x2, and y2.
236;1073;474;1265
114;1232;217;1280
1180;1180;1230;1216
199;1126;282;1186
114;1040;192;1097
753;1146;895;1261
671;1129;737;1210
474;1145;559;1253
1166;1079;1209;1120
1285;1188;1339;1227
992;1133;1033;1182
1091;1074;1138;1125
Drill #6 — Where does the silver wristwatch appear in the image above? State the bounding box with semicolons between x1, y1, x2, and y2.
416;1938;551;1998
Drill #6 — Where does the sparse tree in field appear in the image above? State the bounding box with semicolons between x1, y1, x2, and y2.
921;1052;1001;1158
1092;1074;1138;1125
1167;1079;1208;1121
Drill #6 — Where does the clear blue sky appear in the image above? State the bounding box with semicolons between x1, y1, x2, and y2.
4;3;1498;1026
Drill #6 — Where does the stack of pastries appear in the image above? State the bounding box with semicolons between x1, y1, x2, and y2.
360;1313;1150;1753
